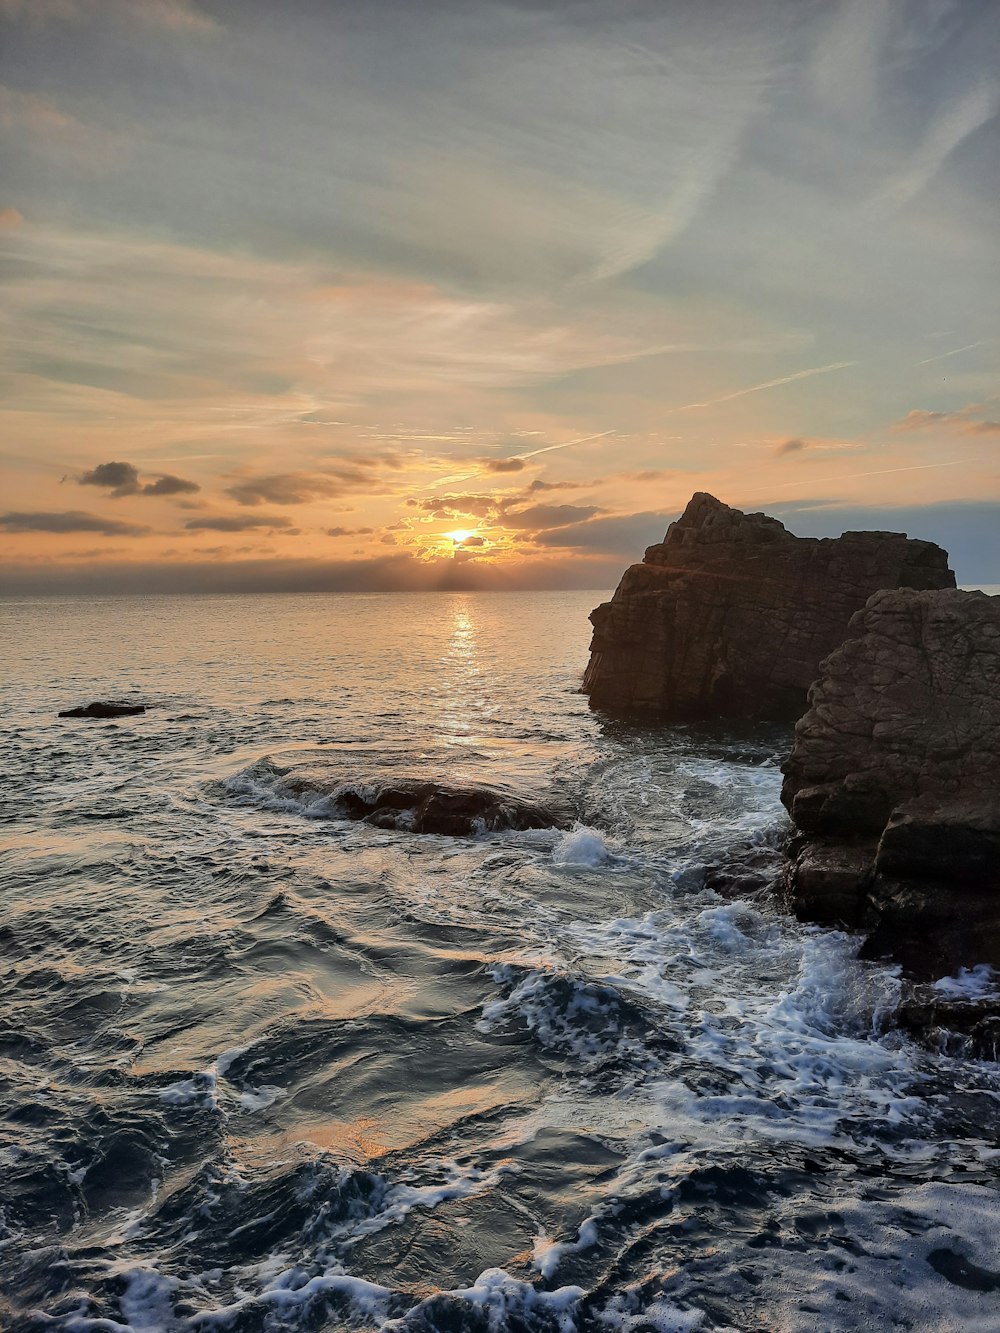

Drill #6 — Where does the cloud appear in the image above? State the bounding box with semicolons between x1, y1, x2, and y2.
0;509;150;535
77;460;200;496
526;478;589;492
78;460;141;495
502;503;603;530
774;438;807;457
892;408;1000;435
0;0;219;33
480;457;526;473
406;493;498;519
225;468;387;506
459;535;486;547
532;510;677;554
326;525;374;537
0;84;128;173
0;551;627;596
877;82;1000;209
183;514;294;532
765;500;1000;584
141;473;200;495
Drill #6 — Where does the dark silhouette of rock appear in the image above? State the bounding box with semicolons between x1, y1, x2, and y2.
58;701;147;719
583;492;954;720
781;588;1000;981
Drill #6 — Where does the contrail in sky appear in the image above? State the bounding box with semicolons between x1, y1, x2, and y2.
517;429;615;460
751;456;977;494
411;429;616;493
917;341;984;365
677;361;856;411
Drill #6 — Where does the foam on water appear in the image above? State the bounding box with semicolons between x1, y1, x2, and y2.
5;592;1000;1332
933;965;998;1000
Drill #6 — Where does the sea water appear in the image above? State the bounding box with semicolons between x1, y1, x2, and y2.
1;591;999;1331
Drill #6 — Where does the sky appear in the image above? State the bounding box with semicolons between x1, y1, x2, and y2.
1;0;998;593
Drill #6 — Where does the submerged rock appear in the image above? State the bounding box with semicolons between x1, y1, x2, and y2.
58;701;147;719
332;778;561;836
781;588;1000;981
583;492;954;720
235;759;566;837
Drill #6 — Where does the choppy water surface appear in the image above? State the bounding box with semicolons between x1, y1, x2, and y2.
2;592;999;1333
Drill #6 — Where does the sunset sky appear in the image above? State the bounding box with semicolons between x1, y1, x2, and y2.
1;0;998;592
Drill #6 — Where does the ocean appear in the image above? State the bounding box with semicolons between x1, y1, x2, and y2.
2;590;999;1332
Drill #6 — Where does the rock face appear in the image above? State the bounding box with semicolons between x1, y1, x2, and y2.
583;492;954;720
781;588;1000;979
59;701;147;719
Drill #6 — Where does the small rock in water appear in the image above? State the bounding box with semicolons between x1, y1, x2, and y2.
58;701;147;719
342;780;560;836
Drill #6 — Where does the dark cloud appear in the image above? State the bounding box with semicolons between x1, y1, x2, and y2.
774;438;807;456
0;509;151;536
184;514;294;532
460;534;486;546
77;461;201;498
761;500;1000;585
225;464;394;506
532;510;674;552
142;474;201;496
481;457;526;473
78;460;141;496
527;478;588;492
503;503;603;530
326;525;375;537
0;553;624;596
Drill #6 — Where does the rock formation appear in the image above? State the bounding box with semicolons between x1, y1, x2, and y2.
59;701;147;718
781;587;1000;980
583;492;954;720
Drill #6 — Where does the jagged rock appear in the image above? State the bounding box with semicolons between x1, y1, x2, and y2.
583;492;954;720
58;701;147;719
781;588;1000;979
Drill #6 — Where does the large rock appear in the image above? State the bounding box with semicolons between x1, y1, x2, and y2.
781;588;1000;979
582;492;954;720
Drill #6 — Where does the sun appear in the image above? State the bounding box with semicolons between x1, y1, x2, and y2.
445;529;475;545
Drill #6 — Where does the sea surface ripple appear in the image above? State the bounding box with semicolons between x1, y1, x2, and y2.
2;591;999;1332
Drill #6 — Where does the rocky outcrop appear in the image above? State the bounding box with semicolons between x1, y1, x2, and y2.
583;492;954;720
782;588;1000;979
59;701;147;718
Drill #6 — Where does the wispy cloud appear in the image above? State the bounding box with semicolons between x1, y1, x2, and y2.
0;0;219;34
892;407;1000;435
876;82;1000;209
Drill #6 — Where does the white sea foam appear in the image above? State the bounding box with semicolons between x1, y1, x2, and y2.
932;964;998;999
552;824;616;866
